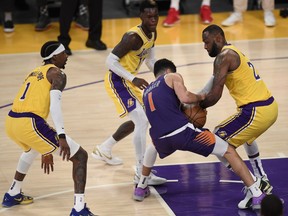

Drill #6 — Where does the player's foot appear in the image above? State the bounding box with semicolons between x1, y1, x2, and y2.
134;170;167;186
133;187;150;202
221;12;242;27
238;177;273;209
91;145;123;165
70;203;96;216
200;5;213;24
252;193;266;210
264;11;276;27
2;192;33;207
162;8;180;27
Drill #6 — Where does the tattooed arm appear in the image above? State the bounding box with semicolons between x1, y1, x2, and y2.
200;49;239;109
46;67;70;162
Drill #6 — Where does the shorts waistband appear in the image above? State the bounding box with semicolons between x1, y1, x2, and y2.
240;96;274;109
8;110;41;119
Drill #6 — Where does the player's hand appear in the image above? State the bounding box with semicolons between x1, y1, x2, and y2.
41;154;54;174
59;138;70;161
132;77;149;90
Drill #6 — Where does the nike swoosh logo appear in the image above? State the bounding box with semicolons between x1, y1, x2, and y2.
14;198;22;202
96;148;112;160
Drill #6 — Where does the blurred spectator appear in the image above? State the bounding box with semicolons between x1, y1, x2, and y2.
221;0;276;27
1;0;14;33
163;0;212;27
35;0;89;31
58;0;106;55
261;194;284;216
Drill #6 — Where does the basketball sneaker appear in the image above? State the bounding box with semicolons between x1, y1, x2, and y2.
200;5;213;24
134;170;167;186
252;193;266;210
70;203;96;216
133;187;150;202
238;177;273;209
2;192;33;207
221;12;243;27
162;8;180;27
91;145;123;165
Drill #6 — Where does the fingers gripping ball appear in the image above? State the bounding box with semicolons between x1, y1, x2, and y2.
182;104;207;128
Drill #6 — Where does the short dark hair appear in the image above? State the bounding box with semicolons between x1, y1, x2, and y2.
202;24;225;37
40;41;62;59
139;0;158;12
261;194;283;216
154;58;176;77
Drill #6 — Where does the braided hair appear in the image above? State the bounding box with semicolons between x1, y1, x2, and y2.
40;41;62;62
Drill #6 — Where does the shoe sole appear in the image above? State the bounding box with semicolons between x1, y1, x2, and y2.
75;23;89;31
162;20;180;27
35;23;52;32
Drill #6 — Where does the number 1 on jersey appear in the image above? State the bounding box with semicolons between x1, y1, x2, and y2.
148;92;156;112
20;82;30;100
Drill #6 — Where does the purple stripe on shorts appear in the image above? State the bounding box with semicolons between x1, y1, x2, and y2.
240;96;274;109
9;111;59;151
110;72;137;113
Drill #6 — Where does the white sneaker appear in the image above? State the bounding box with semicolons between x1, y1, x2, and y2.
264;11;276;27
238;177;273;209
221;12;243;26
134;170;167;186
91;145;123;165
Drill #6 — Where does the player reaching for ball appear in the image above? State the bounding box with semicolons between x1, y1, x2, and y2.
199;24;278;209
133;58;266;210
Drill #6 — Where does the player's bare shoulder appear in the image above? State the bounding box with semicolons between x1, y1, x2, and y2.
46;67;67;91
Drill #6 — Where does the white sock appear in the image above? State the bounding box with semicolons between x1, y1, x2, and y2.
170;0;180;10
138;175;149;189
128;102;148;176
244;142;267;178
202;0;211;6
99;136;117;153
4;12;12;21
74;194;85;212
8;179;22;196
249;182;262;197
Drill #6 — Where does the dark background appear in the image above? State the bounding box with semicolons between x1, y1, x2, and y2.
0;0;287;24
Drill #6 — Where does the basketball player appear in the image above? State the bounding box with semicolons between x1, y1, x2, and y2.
2;41;96;215
199;24;278;209
133;58;266;210
91;0;166;185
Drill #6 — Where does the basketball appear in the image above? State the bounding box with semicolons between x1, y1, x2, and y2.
182;104;207;128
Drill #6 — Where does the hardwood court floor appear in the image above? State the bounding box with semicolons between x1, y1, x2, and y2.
0;11;288;216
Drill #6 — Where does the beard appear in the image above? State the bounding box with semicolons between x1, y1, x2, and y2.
209;42;218;57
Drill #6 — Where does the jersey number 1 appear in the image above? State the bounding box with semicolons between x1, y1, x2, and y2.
20;82;30;100
148;92;156;112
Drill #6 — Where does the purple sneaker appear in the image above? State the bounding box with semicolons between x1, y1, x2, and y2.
133;187;150;202
252;193;266;210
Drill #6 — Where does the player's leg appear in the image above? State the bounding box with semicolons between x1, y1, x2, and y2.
64;136;96;215
92;120;134;165
133;144;157;201
128;101;166;185
212;135;265;210
2;115;49;207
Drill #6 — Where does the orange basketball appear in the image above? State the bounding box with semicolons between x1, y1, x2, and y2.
182;104;207;128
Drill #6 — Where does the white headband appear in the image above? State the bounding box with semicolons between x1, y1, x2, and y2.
43;44;65;60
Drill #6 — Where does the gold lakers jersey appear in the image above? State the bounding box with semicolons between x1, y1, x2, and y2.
223;45;271;107
12;64;54;119
118;25;155;75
